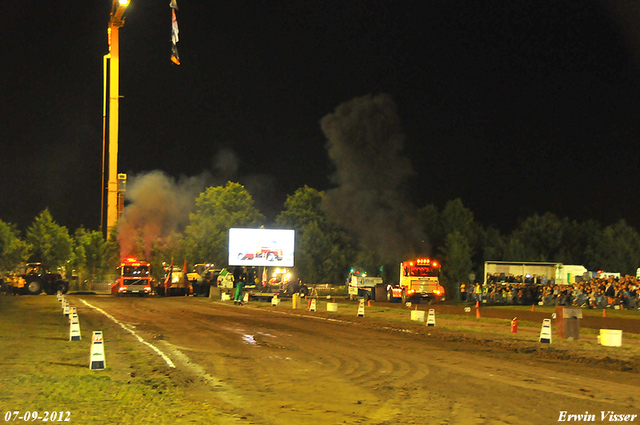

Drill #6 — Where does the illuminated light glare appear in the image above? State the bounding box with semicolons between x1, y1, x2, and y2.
119;0;128;5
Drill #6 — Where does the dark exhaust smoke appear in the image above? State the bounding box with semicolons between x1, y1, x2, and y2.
320;93;426;265
117;170;206;260
116;147;277;260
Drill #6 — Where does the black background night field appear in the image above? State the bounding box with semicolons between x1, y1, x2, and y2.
3;0;640;235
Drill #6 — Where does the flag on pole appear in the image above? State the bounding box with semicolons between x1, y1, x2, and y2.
171;9;179;44
182;259;190;292
170;2;180;65
164;260;174;293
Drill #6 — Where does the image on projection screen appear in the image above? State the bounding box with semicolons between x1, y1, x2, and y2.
228;228;295;267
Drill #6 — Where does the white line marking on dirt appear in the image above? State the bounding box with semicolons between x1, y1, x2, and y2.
80;298;176;368
81;299;247;407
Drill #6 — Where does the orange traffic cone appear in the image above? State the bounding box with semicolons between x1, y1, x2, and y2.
367;300;371;307
531;304;535;312
603;309;606;318
476;307;481;318
475;301;479;309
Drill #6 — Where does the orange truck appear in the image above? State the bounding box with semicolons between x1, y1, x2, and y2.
386;258;445;304
111;257;152;296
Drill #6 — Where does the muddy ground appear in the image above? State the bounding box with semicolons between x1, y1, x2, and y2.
46;294;638;425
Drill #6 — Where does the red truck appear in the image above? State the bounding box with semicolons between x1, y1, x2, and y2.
111;258;152;296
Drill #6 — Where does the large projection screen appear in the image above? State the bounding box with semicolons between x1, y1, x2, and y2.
228;228;295;267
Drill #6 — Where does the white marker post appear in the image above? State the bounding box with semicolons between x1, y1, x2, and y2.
426;309;436;326
90;331;106;370
69;315;81;341
539;319;552;343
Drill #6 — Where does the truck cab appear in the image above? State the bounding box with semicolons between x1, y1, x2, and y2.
347;269;384;301
388;258;445;304
113;258;151;296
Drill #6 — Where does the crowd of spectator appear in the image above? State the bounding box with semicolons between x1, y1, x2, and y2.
461;273;640;310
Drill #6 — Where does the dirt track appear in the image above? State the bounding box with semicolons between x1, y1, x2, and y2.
72;295;640;424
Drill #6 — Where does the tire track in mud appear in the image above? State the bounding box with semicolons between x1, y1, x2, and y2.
212;300;640;423
149;299;437;423
77;298;370;422
73;296;640;424
75;297;287;423
86;297;471;423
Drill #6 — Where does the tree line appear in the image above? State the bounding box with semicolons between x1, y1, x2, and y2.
2;182;639;296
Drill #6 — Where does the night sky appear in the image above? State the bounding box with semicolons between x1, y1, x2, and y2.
3;0;640;234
